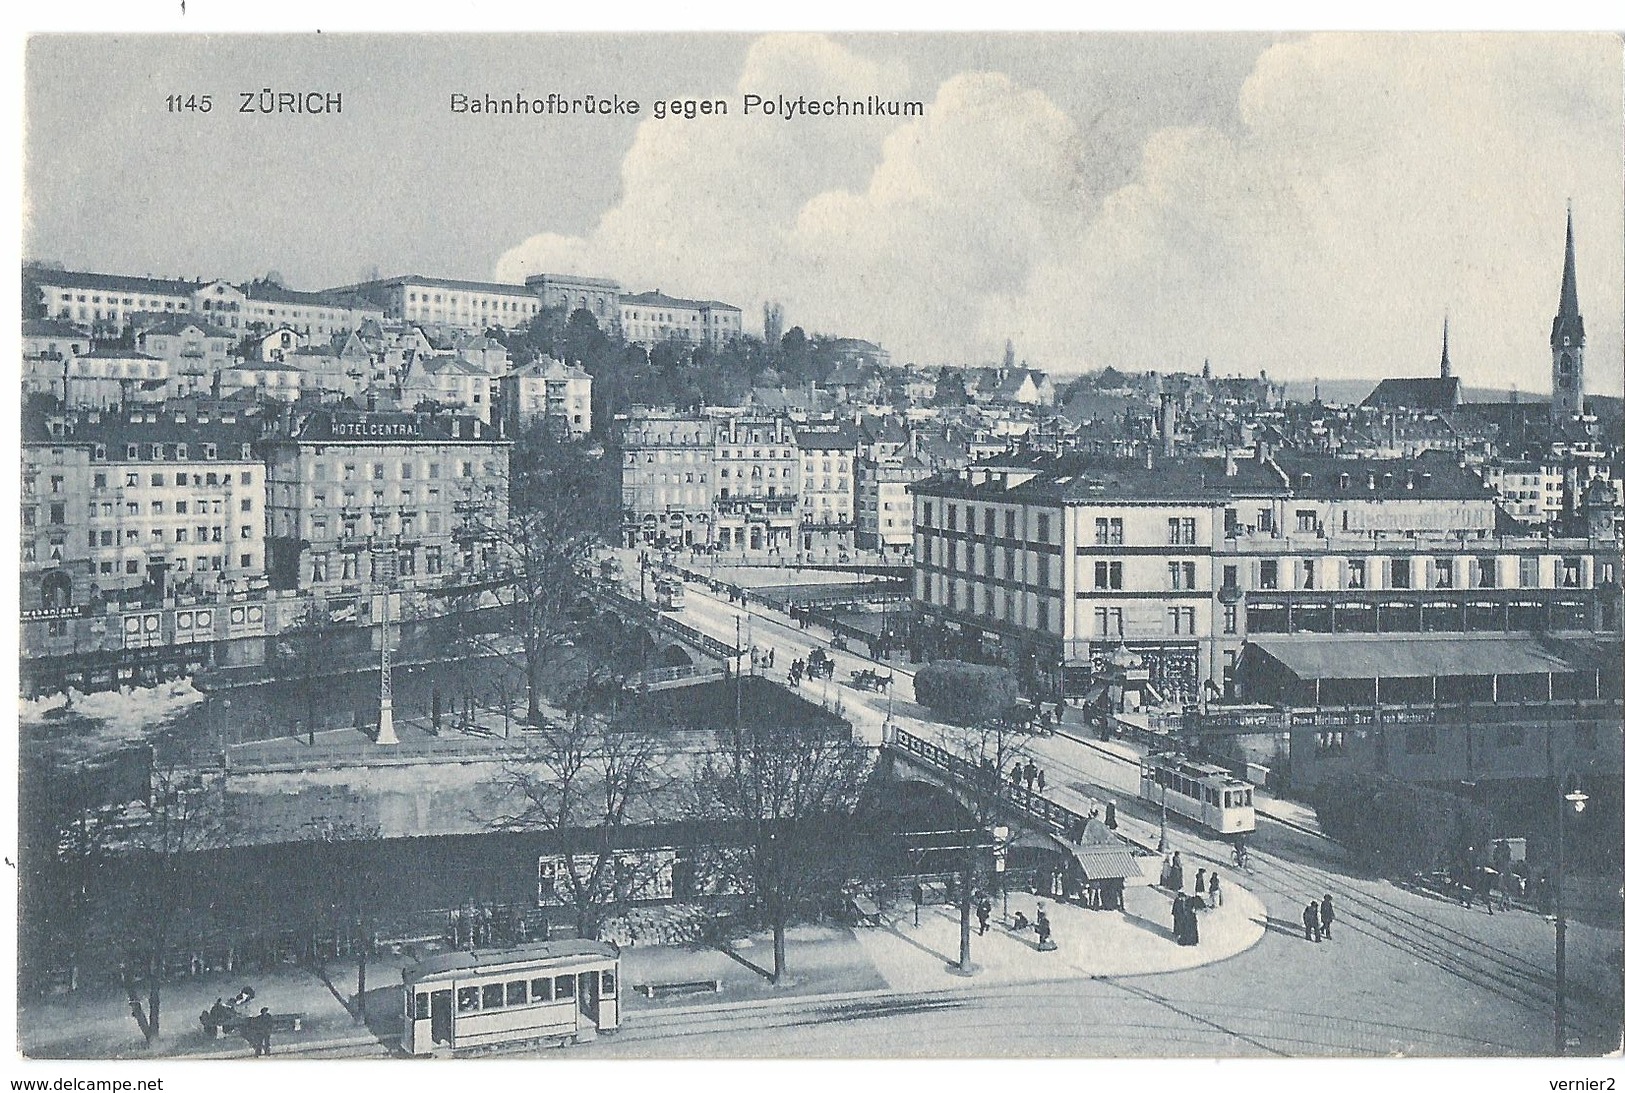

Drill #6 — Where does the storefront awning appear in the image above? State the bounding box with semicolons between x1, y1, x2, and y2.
1070;847;1145;881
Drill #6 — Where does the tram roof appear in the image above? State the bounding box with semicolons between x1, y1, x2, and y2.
1145;752;1241;782
404;940;618;985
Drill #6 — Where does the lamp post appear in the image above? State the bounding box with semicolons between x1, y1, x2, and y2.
1554;779;1588;1056
1157;779;1169;854
372;536;400;746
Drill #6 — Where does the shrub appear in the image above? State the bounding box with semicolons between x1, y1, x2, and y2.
911;661;1021;727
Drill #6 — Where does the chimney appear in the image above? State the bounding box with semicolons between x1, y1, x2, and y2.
1366;470;1377;491
1159;393;1176;457
1254;437;1269;463
1224;452;1238;477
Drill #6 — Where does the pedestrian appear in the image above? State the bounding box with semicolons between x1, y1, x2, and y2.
1303;900;1321;943
431;688;443;732
1024;761;1037;791
1010;766;1022;789
1195;868;1207;903
1187;901;1201;945
247;1007;272;1056
1169;852;1184;893
767;648;775;668
1160;854;1173;889
1208;872;1222;908
976;897;992;936
1036;769;1047;793
1172;893;1190;945
1105;800;1117;829
1320;894;1334;939
1035;906;1052;948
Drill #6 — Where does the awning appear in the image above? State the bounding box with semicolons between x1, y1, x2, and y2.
1070;847;1145;881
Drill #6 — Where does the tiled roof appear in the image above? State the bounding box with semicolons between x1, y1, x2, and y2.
22;318;89;338
24;268;197;295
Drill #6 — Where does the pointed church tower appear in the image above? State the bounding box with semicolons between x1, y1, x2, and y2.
1550;205;1585;418
1439;315;1452;379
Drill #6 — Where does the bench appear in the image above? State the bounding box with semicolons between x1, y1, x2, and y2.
205;1012;306;1038
634;979;722;1000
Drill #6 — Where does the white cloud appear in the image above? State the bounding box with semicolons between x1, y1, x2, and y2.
495;32;1622;394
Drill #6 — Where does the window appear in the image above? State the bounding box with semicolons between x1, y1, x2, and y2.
457;987;479;1013
480;983;504;1009
1168;517;1196;545
983;509;995;536
1222;565;1238;590
1258;561;1278;590
1036;514;1050;542
601;972;616;997
1433;559;1453;588
1347;559;1366;589
1390;558;1411;589
530;977;553;1003
1168;561;1196;590
554;975;575;1000
1005;511;1016;537
1518;556;1540;587
1560;557;1581;588
1168;607;1196;635
1223;604;1237;635
1296;509;1317;533
1300;560;1315;590
1094;561;1122;590
1473;558;1496;589
506;981;528;1006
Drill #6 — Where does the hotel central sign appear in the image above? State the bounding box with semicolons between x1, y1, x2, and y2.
328;419;425;439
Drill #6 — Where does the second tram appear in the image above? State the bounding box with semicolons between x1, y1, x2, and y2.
1138;752;1256;836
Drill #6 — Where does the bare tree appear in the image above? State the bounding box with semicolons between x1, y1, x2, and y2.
940;711;1030;975
489;424;613;723
691;723;874;983
103;767;229;1044
299;818;385;1024
486;685;675;940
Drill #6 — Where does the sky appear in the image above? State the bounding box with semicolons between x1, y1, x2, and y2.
22;32;1624;394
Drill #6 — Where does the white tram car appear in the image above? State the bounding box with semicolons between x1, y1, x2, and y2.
1138;752;1256;836
402;940;620;1055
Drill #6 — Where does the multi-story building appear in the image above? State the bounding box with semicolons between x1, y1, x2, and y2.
333;275;544;331
911;449;1622;704
23;405;268;600
501;358;594;438
21;317;91;370
857;453;931;558
618;410;716;549
795;423;859;558
24;267;384;337
262;409;509;595
1482;459;1565;524
214;359;308;402
619;291;742;348
136;317;239;399
524;273;622;332
712;415;798;552
21;416;94;615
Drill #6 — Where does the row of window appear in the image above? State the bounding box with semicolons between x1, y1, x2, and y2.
89;498;245;518
92;552;249;576
310;547;443;582
88;525;250;546
96;470;250;489
922;502;1054;544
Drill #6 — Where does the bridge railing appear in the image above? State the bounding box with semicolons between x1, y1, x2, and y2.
589;582;741;659
888;727;1090;838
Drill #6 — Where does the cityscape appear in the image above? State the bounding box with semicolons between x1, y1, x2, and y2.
13;30;1624;1072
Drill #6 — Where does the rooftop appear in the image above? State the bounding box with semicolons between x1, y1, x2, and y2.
1249;633;1621;681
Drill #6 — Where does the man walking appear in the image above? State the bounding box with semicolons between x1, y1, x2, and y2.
1302;900;1321;943
1036;768;1047;793
247;1007;272;1056
976;897;992;936
1319;894;1334;940
1105;800;1117;829
1023;761;1037;791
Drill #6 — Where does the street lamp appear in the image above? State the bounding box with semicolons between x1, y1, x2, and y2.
1157;779;1169;854
1554;779;1588;1056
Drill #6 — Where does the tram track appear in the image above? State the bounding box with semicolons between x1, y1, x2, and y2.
1038;726;1622;1047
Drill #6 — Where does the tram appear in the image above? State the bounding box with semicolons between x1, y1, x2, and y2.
401;940;620;1054
1138;752;1256;836
655;576;685;611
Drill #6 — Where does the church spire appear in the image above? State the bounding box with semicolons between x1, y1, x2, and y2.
1552;203;1584;350
1439;314;1452;379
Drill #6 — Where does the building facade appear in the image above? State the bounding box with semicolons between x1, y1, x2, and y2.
524;273;622;332
501;359;594;438
795;423;859;558
334;275;544;331
618;410;716;548
262;410;510;595
619;291;743;348
712;415;798;553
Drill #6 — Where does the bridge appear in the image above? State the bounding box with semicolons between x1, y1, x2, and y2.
882;726;1154;878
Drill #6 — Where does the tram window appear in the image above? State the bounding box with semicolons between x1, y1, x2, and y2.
602;972;616;997
507;981;528;1006
482;983;506;1009
415;993;430;1020
1243;789;1252;807
555;975;576;1000
457;987;480;1013
530;977;553;1003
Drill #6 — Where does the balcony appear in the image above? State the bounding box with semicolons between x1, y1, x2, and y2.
715;495;797;516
